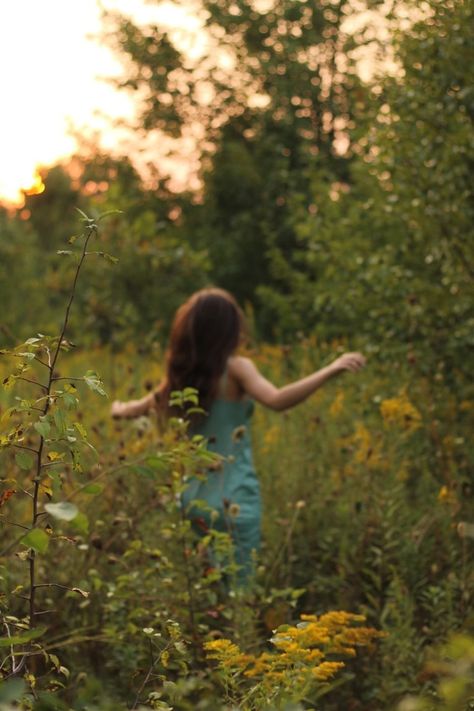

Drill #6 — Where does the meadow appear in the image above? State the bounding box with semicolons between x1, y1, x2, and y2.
0;1;473;706
0;299;472;709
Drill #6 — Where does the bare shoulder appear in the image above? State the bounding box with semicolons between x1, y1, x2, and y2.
228;355;256;377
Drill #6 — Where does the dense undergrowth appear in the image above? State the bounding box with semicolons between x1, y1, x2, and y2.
1;1;473;706
1;327;472;709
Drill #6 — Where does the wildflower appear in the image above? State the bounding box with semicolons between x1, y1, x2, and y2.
380;391;422;431
228;502;241;518
313;661;345;680
329;391;345;417
232;425;246;442
438;486;457;506
353;423;373;464
204;638;241;661
263;424;280;447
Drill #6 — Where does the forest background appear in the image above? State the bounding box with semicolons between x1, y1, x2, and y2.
0;0;473;709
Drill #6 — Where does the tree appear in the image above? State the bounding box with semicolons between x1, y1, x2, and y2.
261;0;474;365
104;0;379;332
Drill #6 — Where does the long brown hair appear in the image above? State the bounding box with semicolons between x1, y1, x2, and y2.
158;288;245;413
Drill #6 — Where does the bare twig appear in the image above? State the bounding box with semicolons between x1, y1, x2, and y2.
16;377;47;390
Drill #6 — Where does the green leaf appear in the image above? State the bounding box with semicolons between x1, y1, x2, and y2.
62;383;79;410
22;528;49;554
0;625;47;648
34;416;51;438
83;370;107;397
24;337;42;346
2;375;15;391
16;351;36;361
103;252;119;264
74;206;90;221
44;501;78;521
82;483;104;495
74;421;88;439
71;511;89;534
0;678;26;702
97;209;123;222
130;465;157;478
15;451;35;470
53;408;67;434
90;251;119;264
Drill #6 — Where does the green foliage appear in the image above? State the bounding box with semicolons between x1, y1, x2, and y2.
397;634;474;711
0;1;473;708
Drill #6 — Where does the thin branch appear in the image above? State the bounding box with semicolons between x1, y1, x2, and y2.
2;520;29;531
49;225;96;378
66;458;144;501
27;224;97;632
131;638;161;710
13;444;39;455
16;377;48;390
35;609;57;616
33;583;75;592
51;376;84;383
0;532;29;557
3;623;27;676
34;356;51;370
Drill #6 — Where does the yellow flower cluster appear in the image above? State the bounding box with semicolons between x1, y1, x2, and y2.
329;391;345;417
204;610;384;700
438;485;458;507
205;638;253;669
380;391;422;431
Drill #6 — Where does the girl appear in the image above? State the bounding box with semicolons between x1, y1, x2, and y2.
111;287;365;583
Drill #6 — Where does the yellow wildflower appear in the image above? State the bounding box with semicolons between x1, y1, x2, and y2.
329;391;345;417
263;424;281;446
380;391;422;431
353;423;372;464
318;611;365;628
438;486;457;506
204;638;241;660
313;661;345;680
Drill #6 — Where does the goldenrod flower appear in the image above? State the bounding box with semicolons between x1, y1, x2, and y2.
205;610;383;698
380;391;422;431
438;485;457;506
313;661;345;680
329;391;345;417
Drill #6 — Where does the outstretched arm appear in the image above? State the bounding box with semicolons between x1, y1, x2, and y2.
230;353;365;412
111;391;157;419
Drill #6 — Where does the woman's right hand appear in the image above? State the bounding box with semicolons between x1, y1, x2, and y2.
111;400;126;418
330;352;366;374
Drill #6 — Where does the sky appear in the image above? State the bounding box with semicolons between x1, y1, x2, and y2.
0;1;391;206
0;0;198;205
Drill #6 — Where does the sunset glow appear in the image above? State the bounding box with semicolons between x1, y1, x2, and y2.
0;1;198;206
0;1;386;206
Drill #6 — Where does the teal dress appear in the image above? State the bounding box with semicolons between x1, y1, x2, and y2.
181;398;261;582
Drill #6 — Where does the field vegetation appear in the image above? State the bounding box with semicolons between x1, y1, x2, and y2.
0;0;473;709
